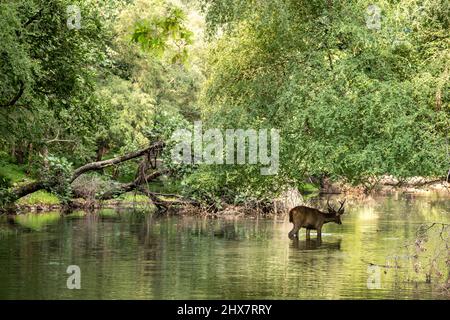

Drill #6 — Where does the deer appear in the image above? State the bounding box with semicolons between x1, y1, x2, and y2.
288;200;346;240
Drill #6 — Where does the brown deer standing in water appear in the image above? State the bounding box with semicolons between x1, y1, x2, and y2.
288;200;346;240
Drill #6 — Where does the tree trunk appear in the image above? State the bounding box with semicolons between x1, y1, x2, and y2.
95;143;109;162
14;148;26;165
8;181;47;205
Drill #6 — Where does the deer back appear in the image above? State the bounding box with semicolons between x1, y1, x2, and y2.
289;206;326;228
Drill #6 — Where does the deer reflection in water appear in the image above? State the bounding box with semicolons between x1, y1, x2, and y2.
291;237;342;250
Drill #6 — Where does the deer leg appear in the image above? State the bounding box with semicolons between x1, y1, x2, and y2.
306;229;311;240
288;225;300;239
316;227;322;240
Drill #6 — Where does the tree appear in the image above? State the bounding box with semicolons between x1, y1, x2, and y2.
192;0;449;200
0;0;114;166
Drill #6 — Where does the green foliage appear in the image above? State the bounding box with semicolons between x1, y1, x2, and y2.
0;0;116;166
0;176;11;190
181;165;284;207
181;167;222;206
1;0;448;207
0;159;29;184
0;189;15;209
0;158;29;208
40;156;73;204
131;5;193;63
16;190;60;205
298;183;320;194
91;0;204;166
1;0;204;203
196;0;449;199
96;75;156;149
116;192;150;203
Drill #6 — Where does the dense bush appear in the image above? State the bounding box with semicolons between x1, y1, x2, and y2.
40;156;73;204
192;0;449;201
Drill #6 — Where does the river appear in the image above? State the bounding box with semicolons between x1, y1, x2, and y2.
0;194;449;299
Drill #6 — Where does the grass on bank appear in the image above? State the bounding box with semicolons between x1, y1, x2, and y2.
111;192;150;203
15;190;157;207
299;182;320;194
0;160;30;184
0;158;61;206
16;190;61;205
16;191;152;206
1;156;179;207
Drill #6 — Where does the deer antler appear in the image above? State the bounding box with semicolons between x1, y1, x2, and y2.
337;199;346;214
327;199;336;212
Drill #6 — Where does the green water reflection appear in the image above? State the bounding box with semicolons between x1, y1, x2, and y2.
0;195;448;299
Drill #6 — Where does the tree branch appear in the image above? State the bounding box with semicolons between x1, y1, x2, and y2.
98;169;169;200
2;142;166;209
70;141;164;182
11;181;46;201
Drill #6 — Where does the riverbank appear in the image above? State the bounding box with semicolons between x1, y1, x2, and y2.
7;177;449;215
2;150;448;215
7;192;158;214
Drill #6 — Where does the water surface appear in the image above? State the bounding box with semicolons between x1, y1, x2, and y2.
0;195;449;299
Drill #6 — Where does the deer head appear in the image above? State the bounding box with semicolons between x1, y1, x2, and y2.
326;199;346;224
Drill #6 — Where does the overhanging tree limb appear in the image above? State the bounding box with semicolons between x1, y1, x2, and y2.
73;166;198;211
70;141;164;182
3;142;165;208
10;181;46;201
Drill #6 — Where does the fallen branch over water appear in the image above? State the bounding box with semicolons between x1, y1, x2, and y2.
3;142;168;210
